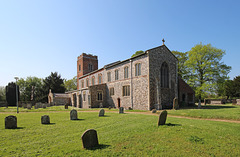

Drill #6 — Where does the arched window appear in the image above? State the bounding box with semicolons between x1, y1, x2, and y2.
92;76;95;86
161;62;169;88
98;74;102;84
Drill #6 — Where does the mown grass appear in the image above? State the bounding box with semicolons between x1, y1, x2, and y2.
168;104;240;120
0;110;240;156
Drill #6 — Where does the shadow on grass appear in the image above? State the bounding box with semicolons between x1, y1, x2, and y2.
99;115;111;117
165;123;182;126
42;123;56;125
71;119;85;121
10;127;25;129
86;144;110;150
179;105;237;110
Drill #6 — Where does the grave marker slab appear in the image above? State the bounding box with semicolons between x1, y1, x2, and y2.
119;107;124;114
99;109;105;117
81;129;99;149
5;115;17;129
152;109;157;113
158;110;167;126
70;109;78;120
41;115;50;124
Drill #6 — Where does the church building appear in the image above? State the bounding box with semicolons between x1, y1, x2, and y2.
49;42;195;110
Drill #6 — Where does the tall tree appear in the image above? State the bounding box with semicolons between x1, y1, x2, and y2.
172;51;189;80
64;76;77;91
232;76;240;97
5;82;20;106
185;43;231;99
0;86;6;101
17;77;43;102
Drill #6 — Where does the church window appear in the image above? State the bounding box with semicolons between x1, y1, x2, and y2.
161;62;169;88
83;93;86;101
124;66;129;79
97;91;103;101
110;88;114;96
92;77;95;86
135;63;141;76
79;64;81;71
89;64;93;72
115;69;119;80
122;85;130;96
107;72;111;82
98;74;102;84
86;79;89;87
81;80;84;88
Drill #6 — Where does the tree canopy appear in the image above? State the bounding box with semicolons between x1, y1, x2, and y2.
0;86;6;101
185;43;231;99
172;51;189;80
131;50;144;58
64;76;77;91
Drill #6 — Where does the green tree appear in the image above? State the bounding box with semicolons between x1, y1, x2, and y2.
64;76;77;91
172;51;189;80
41;72;66;102
17;77;43;102
6;82;20;106
185;43;231;100
0;86;6;101
131;50;144;58
232;76;240;97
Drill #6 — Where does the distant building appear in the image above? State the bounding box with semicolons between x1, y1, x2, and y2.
49;43;195;110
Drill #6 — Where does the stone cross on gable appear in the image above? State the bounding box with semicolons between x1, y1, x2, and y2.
162;38;165;45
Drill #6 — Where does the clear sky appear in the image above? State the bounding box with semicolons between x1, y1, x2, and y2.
0;0;239;86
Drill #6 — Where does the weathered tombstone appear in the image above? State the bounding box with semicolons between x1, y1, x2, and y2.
43;104;47;109
27;104;32;109
128;107;133;110
152;109;157;113
65;104;68;109
81;129;99;149
173;97;179;110
70;109;78;120
5;115;17;129
119;107;124;113
41;115;50;124
158;110;167;126
108;106;111;110
232;99;237;105
34;105;38;109
99;109;105;117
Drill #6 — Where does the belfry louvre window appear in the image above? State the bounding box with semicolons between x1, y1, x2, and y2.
115;70;119;80
135;63;141;76
107;72;111;82
89;64;93;72
97;91;103;101
124;66;129;79
110;88;114;96
161;62;169;88
79;64;81;71
122;85;130;96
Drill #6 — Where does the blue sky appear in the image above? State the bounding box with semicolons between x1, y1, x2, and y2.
0;0;239;86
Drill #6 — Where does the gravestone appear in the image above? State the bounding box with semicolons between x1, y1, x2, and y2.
70;109;78;120
65;104;68;109
152;109;157;113
41;115;50;124
232;99;237;105
43;104;47;109
119;107;124;113
5;115;17;129
27;104;32;109
81;129;99;149
34;105;38;109
158;110;167;126
99;109;105;117
23;104;27;108
173;97;179;110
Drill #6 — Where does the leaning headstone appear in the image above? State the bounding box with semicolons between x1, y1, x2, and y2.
43;104;47;109
232;99;237;105
65;104;68;109
152;109;157;113
5;115;17;129
27;104;32;109
81;129;99;149
119;107;124;113
41;115;50;124
99;109;105;117
158;110;167;126
70;109;78;120
173;97;179;110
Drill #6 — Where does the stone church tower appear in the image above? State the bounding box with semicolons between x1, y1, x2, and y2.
77;53;98;89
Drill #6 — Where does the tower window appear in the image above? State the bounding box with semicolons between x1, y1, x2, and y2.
97;91;103;101
79;64;81;71
89;64;93;72
135;63;141;76
115;69;119;80
122;85;130;96
124;66;129;79
92;77;95;86
161;62;169;88
107;72;111;82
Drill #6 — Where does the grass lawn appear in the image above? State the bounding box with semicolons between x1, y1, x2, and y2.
0;109;240;156
167;104;240;120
